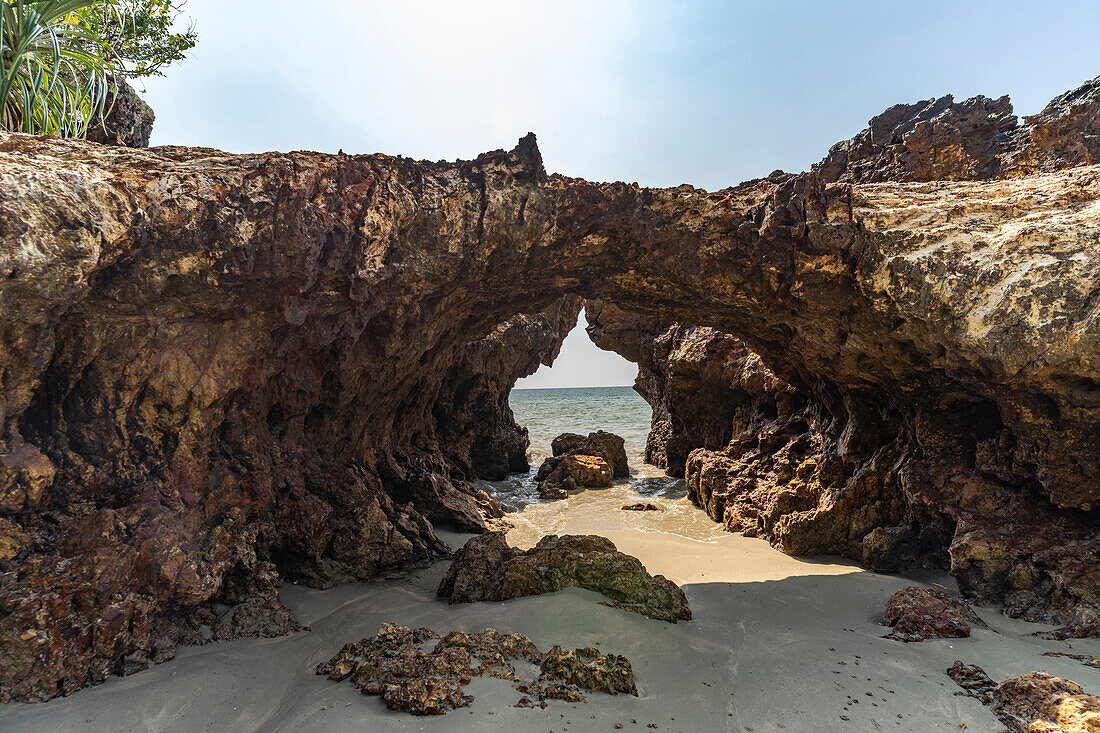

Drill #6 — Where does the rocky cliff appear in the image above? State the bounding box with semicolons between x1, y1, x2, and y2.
1;76;1099;700
587;75;1100;641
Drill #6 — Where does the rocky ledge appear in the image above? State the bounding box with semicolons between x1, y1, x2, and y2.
438;533;692;623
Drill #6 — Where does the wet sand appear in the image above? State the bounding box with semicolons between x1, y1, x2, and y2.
1;484;1097;732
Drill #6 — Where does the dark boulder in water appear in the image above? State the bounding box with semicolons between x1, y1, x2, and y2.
551;430;630;477
536;454;614;498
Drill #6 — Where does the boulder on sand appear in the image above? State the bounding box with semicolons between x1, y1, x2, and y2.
438;533;692;623
882;586;987;642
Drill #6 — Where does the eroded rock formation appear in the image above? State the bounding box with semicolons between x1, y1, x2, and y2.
438;533;692;623
588;76;1100;638
1;74;1099;700
950;663;1099;733
315;622;637;715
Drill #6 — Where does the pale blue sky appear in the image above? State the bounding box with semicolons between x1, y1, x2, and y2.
142;0;1100;388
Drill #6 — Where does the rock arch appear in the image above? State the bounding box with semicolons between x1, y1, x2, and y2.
1;75;1099;700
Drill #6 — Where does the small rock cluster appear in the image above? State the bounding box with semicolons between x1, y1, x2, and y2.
316;622;637;715
621;503;661;512
948;662;1099;732
536;431;628;499
881;586;987;642
439;533;692;623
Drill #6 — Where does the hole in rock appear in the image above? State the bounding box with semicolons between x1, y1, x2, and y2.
487;319;688;515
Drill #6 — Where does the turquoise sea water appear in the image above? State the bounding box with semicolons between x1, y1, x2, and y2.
479;386;685;511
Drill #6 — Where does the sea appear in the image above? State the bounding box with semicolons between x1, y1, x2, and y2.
477;386;687;513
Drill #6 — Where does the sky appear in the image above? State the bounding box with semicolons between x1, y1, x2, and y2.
142;0;1100;388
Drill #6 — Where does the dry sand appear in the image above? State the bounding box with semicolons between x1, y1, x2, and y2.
1;483;1097;732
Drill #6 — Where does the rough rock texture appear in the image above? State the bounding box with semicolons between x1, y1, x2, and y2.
551;431;629;477
436;297;583;482
621;503;661;512
881;586;986;642
947;661;998;705
587;77;1100;638
438;534;691;623
2;75;1100;699
948;663;1099;732
315;622;636;715
814;74;1100;183
536;454;613;499
86;79;155;148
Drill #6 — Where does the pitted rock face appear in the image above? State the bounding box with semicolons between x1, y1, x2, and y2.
2;76;1100;700
439;533;692;623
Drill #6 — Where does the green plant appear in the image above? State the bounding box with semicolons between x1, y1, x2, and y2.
80;0;195;79
0;0;194;137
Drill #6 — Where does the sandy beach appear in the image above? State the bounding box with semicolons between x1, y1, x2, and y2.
1;480;1096;733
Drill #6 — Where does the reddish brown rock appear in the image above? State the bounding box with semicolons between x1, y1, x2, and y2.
947;661;997;705
947;663;1099;732
621;503;661;512
993;672;1091;732
882;586;986;642
2;74;1100;701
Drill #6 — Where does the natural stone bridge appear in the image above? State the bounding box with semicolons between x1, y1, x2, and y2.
1;76;1098;701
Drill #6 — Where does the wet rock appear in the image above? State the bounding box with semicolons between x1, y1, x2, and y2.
317;622;636;715
882;586;987;642
551;431;629;477
536;454;614;498
621;503;661;512
438;534;691;623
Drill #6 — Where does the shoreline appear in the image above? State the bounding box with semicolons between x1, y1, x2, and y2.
1;486;1096;732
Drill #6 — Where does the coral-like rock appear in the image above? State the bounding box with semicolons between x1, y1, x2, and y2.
947;663;1099;732
882;586;987;642
316;622;636;715
438;534;691;623
540;645;638;696
994;672;1090;732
